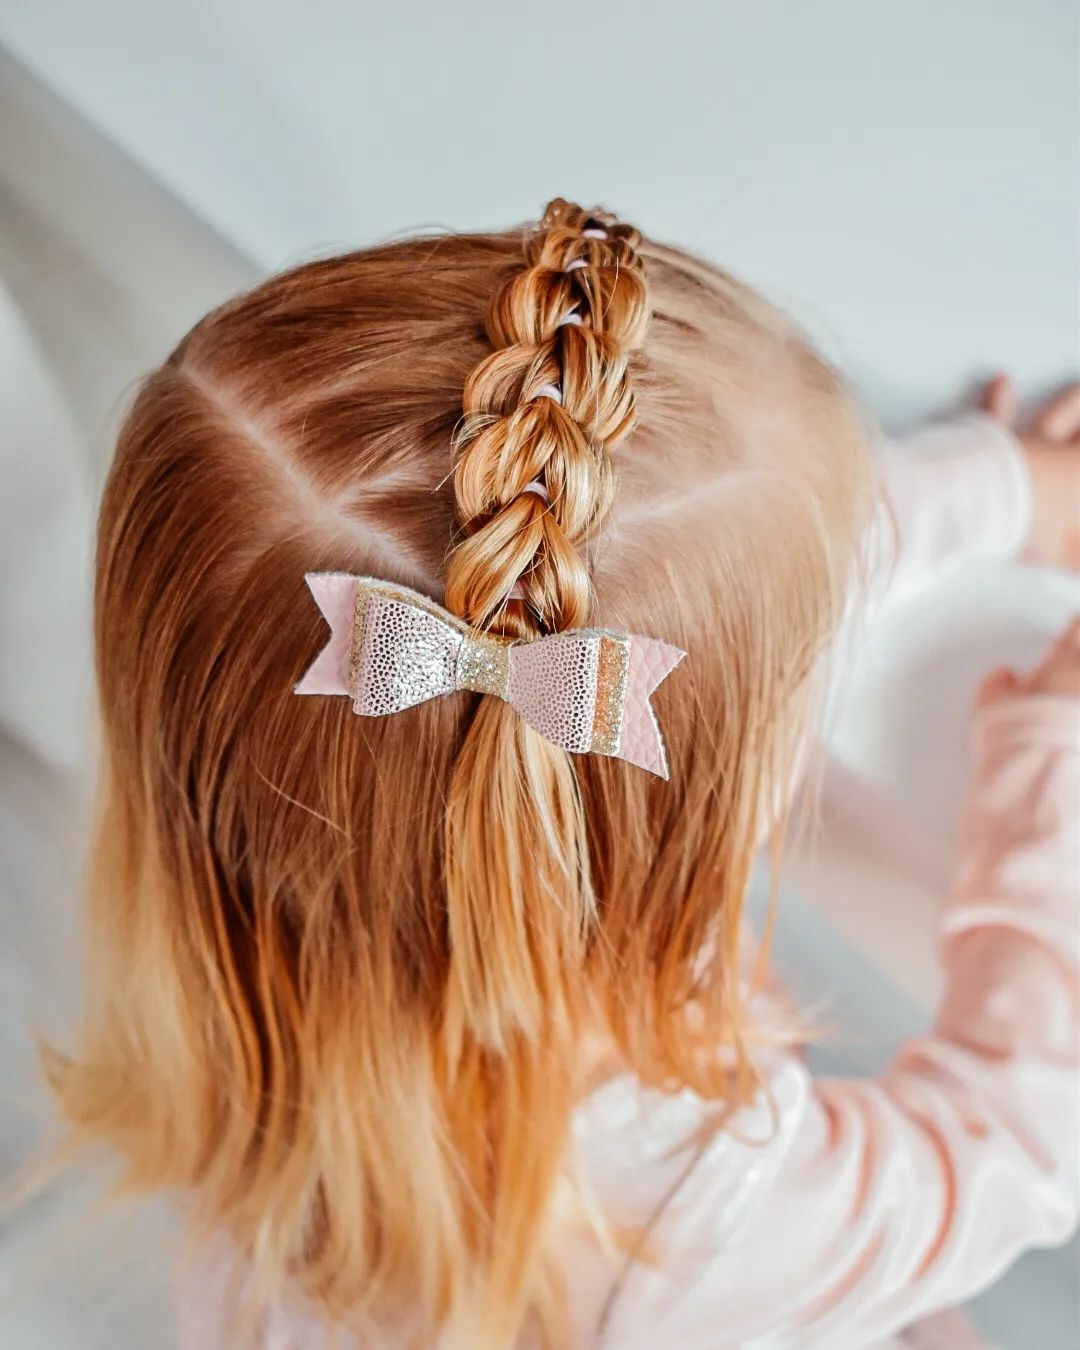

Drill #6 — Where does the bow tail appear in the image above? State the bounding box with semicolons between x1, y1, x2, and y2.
616;638;685;779
294;574;357;696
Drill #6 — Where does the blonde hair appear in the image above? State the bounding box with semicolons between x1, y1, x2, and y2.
46;200;871;1347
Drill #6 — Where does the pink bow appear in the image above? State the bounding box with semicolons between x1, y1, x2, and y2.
294;575;685;778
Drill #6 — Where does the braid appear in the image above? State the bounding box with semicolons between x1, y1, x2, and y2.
445;199;649;636
438;202;650;1341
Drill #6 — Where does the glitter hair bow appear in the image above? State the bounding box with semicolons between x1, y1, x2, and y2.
294;575;685;778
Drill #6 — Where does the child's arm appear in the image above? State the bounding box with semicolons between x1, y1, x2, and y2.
720;622;1080;1345
872;376;1080;603
873;411;1031;602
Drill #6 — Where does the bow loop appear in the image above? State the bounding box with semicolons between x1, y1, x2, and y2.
508;634;603;754
351;592;461;716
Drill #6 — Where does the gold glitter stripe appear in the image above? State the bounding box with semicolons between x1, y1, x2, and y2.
590;633;631;756
349;583;372;708
456;634;512;699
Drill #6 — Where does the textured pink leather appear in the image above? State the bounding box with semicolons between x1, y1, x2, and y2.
291;574;359;695
619;638;686;776
507;632;600;752
294;576;683;775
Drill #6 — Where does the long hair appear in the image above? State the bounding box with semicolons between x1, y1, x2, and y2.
46;200;872;1347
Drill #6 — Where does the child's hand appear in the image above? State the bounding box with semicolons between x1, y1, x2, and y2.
981;374;1080;570
978;616;1080;707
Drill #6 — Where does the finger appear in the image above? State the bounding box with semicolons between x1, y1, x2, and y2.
1059;614;1080;649
1028;615;1080;682
976;667;1020;707
1034;382;1080;442
979;372;1018;424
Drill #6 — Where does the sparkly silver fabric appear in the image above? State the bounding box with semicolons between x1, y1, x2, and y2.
351;591;459;715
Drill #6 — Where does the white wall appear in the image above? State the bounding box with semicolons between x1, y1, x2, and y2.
2;0;1076;424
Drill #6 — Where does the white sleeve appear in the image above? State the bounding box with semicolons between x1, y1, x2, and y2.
866;412;1033;605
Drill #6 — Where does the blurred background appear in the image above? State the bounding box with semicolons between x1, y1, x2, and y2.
0;3;1077;1346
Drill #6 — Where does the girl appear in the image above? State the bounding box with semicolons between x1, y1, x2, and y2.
46;200;1078;1348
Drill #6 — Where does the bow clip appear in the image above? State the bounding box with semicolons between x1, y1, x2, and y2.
295;575;684;778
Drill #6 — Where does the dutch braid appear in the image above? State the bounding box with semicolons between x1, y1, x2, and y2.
445;198;649;636
437;203;651;1342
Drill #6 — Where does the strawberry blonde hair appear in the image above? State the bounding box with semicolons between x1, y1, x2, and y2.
47;200;871;1347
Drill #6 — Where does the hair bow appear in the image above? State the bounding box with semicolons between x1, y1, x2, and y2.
294;575;685;778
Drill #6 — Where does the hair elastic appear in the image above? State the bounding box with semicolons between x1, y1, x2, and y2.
507;481;550;601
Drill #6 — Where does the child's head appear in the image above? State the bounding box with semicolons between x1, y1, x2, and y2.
53;201;870;1346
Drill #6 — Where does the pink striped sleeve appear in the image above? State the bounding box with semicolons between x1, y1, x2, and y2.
700;693;1079;1346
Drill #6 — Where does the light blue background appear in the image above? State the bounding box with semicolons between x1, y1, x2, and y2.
2;0;1077;423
